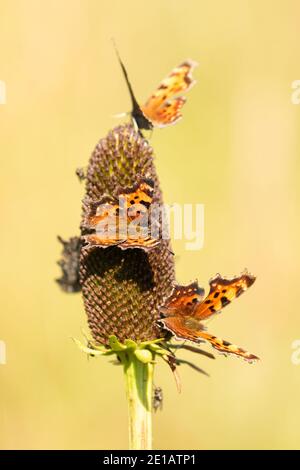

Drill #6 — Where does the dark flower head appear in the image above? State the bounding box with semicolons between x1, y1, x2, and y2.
57;123;254;375
80;124;175;345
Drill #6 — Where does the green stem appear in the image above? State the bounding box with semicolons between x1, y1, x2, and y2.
122;351;154;450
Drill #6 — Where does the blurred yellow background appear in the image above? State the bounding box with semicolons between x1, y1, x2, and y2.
1;0;300;450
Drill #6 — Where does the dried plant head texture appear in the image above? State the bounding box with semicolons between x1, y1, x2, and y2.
80;124;175;346
56;236;82;293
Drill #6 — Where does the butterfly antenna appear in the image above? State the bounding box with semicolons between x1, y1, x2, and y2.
112;39;140;112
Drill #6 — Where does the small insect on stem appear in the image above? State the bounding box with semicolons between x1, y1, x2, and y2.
153;386;163;412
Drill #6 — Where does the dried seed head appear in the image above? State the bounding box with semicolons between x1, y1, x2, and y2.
80;124;175;345
56;236;82;293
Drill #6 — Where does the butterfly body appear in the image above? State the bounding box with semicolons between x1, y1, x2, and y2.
159;271;259;363
115;47;198;130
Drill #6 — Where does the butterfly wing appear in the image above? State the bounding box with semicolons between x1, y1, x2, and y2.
141;60;198;127
82;234;126;248
160;281;205;317
192;271;256;320
83;234;159;251
121;178;154;210
143;97;187;128
159;316;258;363
83;178;160;250
158;271;258;362
84;200;117;229
120;236;160;251
160;272;255;320
198;331;259;362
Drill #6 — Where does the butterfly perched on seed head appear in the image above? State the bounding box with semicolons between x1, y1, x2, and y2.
114;44;198;130
158;270;259;363
82;178;160;251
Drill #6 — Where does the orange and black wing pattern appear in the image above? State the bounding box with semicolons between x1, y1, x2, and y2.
159;271;259;362
140;60;198;128
82;178;160;251
115;47;198;130
160;281;205;317
192;271;256;320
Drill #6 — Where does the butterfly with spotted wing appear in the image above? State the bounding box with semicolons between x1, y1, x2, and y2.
82;178;160;251
158;271;259;363
114;45;198;130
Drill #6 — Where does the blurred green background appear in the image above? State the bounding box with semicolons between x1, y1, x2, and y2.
1;0;300;450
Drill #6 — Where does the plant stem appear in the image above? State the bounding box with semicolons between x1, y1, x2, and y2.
122;352;154;450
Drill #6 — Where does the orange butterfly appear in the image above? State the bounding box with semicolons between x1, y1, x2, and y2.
158;271;259;363
115;47;198;130
82;178;160;251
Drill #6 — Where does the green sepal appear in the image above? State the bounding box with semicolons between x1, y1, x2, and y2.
134;348;153;364
72;338;112;356
109;335;127;351
124;339;137;349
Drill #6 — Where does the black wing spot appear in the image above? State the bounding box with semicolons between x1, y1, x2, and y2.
214;292;219;298
221;296;230;307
